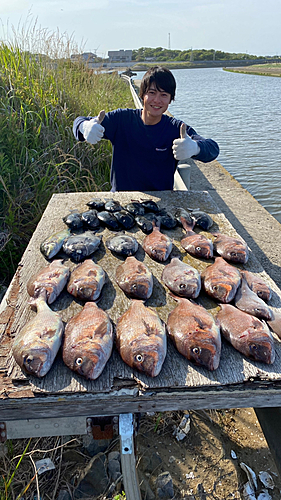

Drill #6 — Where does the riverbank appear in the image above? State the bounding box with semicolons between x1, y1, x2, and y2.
224;63;281;77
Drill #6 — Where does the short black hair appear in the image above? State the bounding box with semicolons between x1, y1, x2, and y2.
139;66;176;101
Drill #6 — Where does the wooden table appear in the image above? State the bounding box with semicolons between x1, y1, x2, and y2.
1;190;281;425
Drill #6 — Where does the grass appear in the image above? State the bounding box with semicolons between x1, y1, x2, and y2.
223;63;281;77
0;19;134;287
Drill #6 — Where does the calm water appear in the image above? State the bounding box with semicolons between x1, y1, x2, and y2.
134;68;281;224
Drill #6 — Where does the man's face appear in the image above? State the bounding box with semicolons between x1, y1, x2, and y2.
142;83;172;124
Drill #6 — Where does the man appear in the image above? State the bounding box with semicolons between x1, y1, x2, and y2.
73;66;219;191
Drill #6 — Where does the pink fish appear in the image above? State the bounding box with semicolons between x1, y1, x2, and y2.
27;259;70;304
143;222;172;262
116;300;167;377
62;302;113;380
241;270;272;302
180;217;213;259
234;276;273;321
213;232;249;264
161;257;201;299
167;296;221;371
217;303;275;364
115;256;153;299
201;257;241;303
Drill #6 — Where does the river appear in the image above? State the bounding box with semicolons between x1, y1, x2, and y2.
133;68;281;224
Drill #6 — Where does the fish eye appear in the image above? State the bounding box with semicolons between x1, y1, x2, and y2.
75;357;83;366
179;283;186;289
192;347;201;355
251;344;257;350
230;252;237;257
213;285;218;291
135;353;143;363
196;246;201;251
25;355;33;365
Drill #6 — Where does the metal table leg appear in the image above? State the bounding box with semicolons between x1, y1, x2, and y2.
119;413;142;500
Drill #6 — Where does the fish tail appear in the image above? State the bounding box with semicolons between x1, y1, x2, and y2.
180;216;195;232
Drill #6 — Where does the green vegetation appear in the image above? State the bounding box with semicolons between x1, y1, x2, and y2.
224;62;281;77
132;47;273;62
0;22;134;287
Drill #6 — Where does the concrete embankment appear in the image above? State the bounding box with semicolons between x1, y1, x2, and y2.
190;158;281;289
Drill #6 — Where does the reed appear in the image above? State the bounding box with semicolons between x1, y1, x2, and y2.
0;19;134;286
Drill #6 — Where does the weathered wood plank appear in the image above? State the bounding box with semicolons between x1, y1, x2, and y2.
1;190;281;415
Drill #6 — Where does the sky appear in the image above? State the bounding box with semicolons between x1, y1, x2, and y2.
0;0;280;58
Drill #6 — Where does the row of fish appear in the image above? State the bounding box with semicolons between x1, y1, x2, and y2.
62;197;214;233
13;252;279;380
13;283;278;381
40;219;249;270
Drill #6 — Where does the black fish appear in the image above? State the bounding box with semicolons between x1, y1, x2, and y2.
125;202;146;216
86;198;105;210
157;210;177;229
143;212;159;224
191;211;213;230
140;199;160;213
81;210;100;229
63;232;102;262
63;212;83;230
104;199;122;212
97;211;120;230
114;210;135;229
106;233;139;256
135;216;154;234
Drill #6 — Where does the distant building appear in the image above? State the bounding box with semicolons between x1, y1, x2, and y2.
71;52;98;63
108;49;132;62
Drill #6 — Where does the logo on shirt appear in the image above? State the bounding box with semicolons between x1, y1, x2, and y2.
155;148;167;152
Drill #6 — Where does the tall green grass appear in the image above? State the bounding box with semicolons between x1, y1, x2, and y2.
0;20;134;286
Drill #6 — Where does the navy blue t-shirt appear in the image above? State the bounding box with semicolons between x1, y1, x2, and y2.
73;108;219;192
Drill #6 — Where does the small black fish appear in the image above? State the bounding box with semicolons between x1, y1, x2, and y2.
125;202;146;216
158;210;177;229
143;212;159;223
63;232;102;262
104;200;122;212
135;216;154;234
81;210;100;229
174;208;194;226
114;210;135;229
86;198;105;210
97;211;120;230
106;233;139;256
140;199;160;213
191;211;213;231
63;212;83;229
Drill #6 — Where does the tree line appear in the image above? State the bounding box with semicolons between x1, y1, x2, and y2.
132;47;271;62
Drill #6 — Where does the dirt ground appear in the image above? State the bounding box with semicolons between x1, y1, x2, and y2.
136;408;281;499
1;408;280;499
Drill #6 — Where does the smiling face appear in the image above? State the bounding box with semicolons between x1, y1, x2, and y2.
141;83;172;125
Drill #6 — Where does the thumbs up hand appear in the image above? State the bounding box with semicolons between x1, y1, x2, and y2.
79;110;105;144
172;122;200;160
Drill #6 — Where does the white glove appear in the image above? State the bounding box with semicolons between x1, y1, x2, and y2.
79;110;105;144
172;123;200;160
